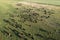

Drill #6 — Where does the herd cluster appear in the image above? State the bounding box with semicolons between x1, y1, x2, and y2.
0;5;58;40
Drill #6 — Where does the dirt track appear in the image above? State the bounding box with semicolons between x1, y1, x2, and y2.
16;2;60;9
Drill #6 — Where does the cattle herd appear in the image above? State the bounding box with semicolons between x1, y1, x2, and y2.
0;5;58;40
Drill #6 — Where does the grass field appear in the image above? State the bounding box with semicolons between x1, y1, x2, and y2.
1;0;60;5
0;0;60;40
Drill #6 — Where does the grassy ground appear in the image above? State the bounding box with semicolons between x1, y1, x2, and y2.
0;0;60;40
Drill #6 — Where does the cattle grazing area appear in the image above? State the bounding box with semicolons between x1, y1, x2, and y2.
0;0;60;40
